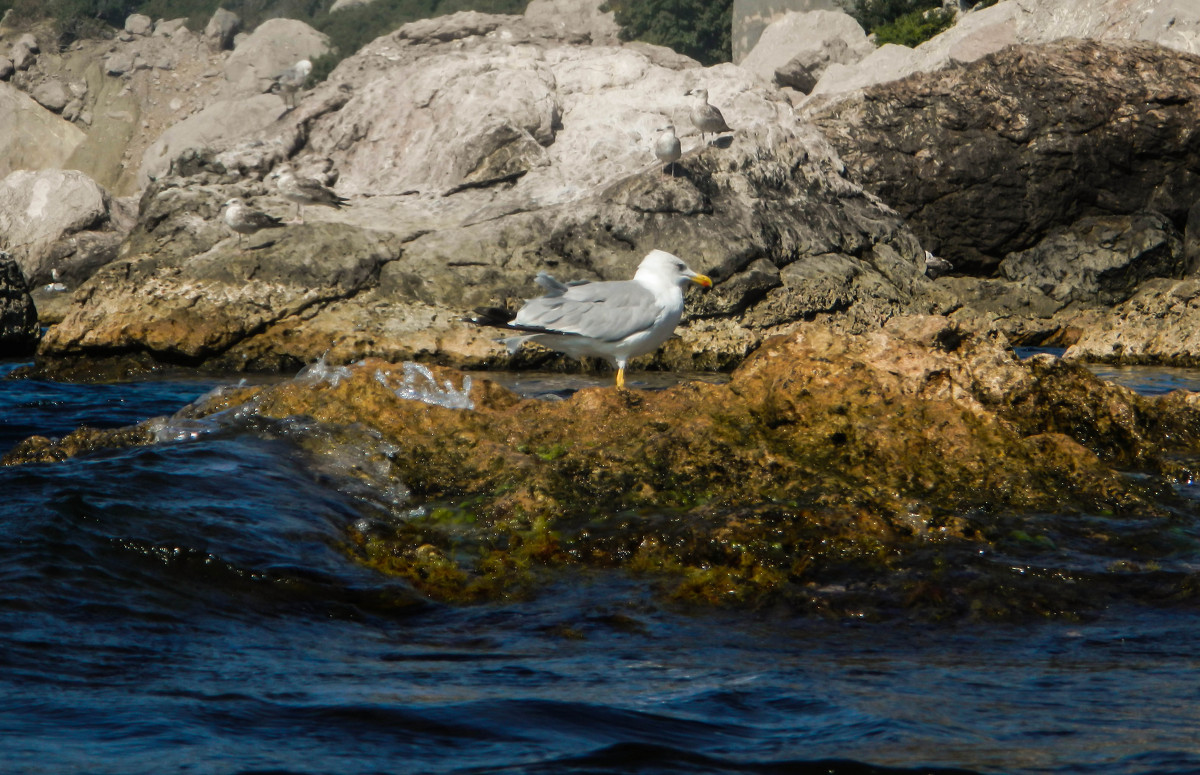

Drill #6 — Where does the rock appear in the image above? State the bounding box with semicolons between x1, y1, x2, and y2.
806;40;1200;274
0;171;114;284
1064;280;1200;365
139;94;290;187
0;254;38;356
31;79;71;113
221;18;331;98
104;50;136;76
205;8;240;51
11;41;35;71
0;84;87;178
16;33;38;53
0;57;12;80
806;0;1200;100
999;212;1186;305
154;18;188;36
34;14;957;374
524;0;619;44
740;10;873;88
15;318;1200;618
330;0;378;10
125;13;153;36
774;57;818;93
732;0;845;63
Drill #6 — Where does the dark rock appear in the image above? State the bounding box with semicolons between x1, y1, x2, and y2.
0;255;39;356
999;211;1186;304
774;57;818;93
806;39;1200;274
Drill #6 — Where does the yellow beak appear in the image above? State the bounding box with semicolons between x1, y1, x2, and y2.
691;274;713;288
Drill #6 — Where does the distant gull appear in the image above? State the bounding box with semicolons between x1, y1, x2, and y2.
687;88;732;145
470;249;712;389
223;198;285;247
270;59;312;109
654;124;682;177
270;166;349;223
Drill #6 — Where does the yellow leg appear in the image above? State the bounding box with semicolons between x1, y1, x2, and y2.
615;366;626;390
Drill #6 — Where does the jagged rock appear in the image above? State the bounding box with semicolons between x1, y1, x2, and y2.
0;254;38;356
15;317;1200;618
15;33;37;53
31;79;70;113
0;170;123;286
732;0;846;63
775;57;818;93
330;0;378;10
524;0;619;44
11;41;35;70
154;18;188;36
221;18;331;99
125;13;153;36
806;40;1200;275
0;57;12;80
104;50;136;76
205;8;240;51
27;13;960;375
139;95;289;187
999;212;1186;305
0;84;86;178
740;10;873;88
806;0;1200;100
1064;280;1200;365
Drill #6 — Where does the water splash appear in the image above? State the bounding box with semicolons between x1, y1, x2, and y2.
296;353;354;388
376;362;474;410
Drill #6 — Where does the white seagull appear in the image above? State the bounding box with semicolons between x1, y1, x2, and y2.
223;198;285;247
654;124;682;177
686;88;732;145
271;59;312;109
471;250;712;389
271;166;349;223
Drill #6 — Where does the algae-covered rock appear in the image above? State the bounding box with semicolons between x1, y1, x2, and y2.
10;318;1200;619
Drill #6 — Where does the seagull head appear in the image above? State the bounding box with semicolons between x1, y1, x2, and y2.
687;88;709;100
635;249;712;291
657;124;675;134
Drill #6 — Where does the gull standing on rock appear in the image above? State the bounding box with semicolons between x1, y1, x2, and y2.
687;88;732;145
654;124;682;177
271;166;349;223
223;198;285;247
469;249;712;389
271;58;312;109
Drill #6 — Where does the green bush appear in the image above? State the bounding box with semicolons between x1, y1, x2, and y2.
602;0;733;66
871;6;954;47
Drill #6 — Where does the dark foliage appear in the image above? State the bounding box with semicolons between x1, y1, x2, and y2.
601;0;733;66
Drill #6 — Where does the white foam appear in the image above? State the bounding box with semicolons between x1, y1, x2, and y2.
375;362;474;410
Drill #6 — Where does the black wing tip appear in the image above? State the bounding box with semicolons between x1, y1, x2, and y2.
468;307;516;327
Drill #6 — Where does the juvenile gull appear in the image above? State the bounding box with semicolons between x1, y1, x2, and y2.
223;198;285;247
471;249;712;389
654;124;681;177
271;59;312;109
686;88;732;145
271;166;349;223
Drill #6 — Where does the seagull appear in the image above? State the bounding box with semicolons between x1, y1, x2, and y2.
270;59;312;109
270;166;349;223
686;88;732;145
223;198;285;247
654;124;682;177
470;249;712;389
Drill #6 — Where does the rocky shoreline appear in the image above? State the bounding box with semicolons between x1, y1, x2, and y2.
3;0;1200;618
7;316;1200;619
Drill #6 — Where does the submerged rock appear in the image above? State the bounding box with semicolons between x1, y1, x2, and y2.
0;254;38;355
9;318;1200;619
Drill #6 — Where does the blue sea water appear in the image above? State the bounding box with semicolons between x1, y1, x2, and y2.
3;359;1200;775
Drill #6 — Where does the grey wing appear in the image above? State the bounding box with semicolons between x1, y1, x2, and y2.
245;209;283;228
298;177;347;206
513;280;661;342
